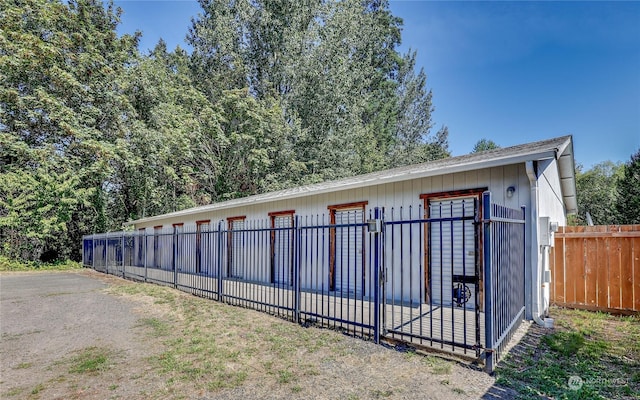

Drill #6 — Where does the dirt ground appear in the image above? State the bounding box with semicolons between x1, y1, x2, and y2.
0;270;517;399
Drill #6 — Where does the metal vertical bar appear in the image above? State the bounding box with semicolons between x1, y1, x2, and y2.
144;231;148;282
122;233;126;278
380;207;386;336
418;205;423;344
106;232;110;274
439;204;444;349
173;228;178;288
483;191;494;372
294;215;301;324
462;200;467;353
449;201;454;350
390;208;396;336
217;220;224;302
409;205;414;338
92;235;95;271
373;207;381;344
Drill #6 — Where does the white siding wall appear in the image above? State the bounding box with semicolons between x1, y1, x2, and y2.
536;158;568;313
134;165;537;303
537;159;568;225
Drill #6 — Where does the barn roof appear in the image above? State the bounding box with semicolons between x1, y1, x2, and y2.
126;135;577;225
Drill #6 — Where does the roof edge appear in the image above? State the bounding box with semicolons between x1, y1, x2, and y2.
126;135;575;226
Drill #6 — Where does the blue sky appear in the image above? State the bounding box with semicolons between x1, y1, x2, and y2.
112;0;640;168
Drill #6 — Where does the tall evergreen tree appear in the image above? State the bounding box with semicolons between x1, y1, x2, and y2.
616;148;640;224
471;139;501;153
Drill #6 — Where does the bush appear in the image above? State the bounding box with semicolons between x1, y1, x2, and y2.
0;256;82;272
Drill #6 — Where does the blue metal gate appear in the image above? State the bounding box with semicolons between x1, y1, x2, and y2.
381;199;482;359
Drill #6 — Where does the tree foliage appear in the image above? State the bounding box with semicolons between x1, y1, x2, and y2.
616;148;640;224
1;0;138;259
471;139;500;153
1;0;449;261
573;161;623;225
188;0;449;180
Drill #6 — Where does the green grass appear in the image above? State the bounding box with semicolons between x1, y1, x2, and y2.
107;280;352;394
496;307;640;400
30;383;45;395
3;387;24;397
68;347;111;374
137;317;171;337
0;256;82;272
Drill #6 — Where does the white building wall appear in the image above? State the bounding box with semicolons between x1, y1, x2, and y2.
537;159;568;226
132;164;541;305
535;158;568;314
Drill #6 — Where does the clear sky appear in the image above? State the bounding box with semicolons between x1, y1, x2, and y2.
112;0;640;168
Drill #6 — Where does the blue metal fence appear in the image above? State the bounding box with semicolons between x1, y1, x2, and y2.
82;192;527;368
483;192;526;372
83;211;381;339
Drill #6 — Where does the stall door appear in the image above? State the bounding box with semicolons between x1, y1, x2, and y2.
196;220;210;274
334;208;364;296
272;214;293;285
228;218;245;278
429;197;476;308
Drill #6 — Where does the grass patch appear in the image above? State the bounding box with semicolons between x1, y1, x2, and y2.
431;362;452;375
496;307;640;400
30;383;45;395
3;387;24;397
107;283;177;307
277;369;295;384
109;279;353;394
137;317;171;337
15;362;32;369
0;256;82;272
68;347;111;374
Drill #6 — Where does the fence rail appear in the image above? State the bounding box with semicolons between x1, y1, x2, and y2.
550;225;640;313
83;193;527;371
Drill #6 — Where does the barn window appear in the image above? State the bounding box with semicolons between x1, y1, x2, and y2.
328;201;368;295
269;210;295;285
227;216;246;278
195;220;211;274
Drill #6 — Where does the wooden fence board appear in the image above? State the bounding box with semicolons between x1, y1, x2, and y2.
552;240;565;303
550;225;639;313
596;237;609;309
564;235;576;304
608;236;622;309
634;237;640;311
585;237;597;307
621;237;633;310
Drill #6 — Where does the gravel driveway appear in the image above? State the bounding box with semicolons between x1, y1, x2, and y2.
0;270;164;399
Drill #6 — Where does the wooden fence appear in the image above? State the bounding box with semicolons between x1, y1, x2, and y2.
550;225;640;313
